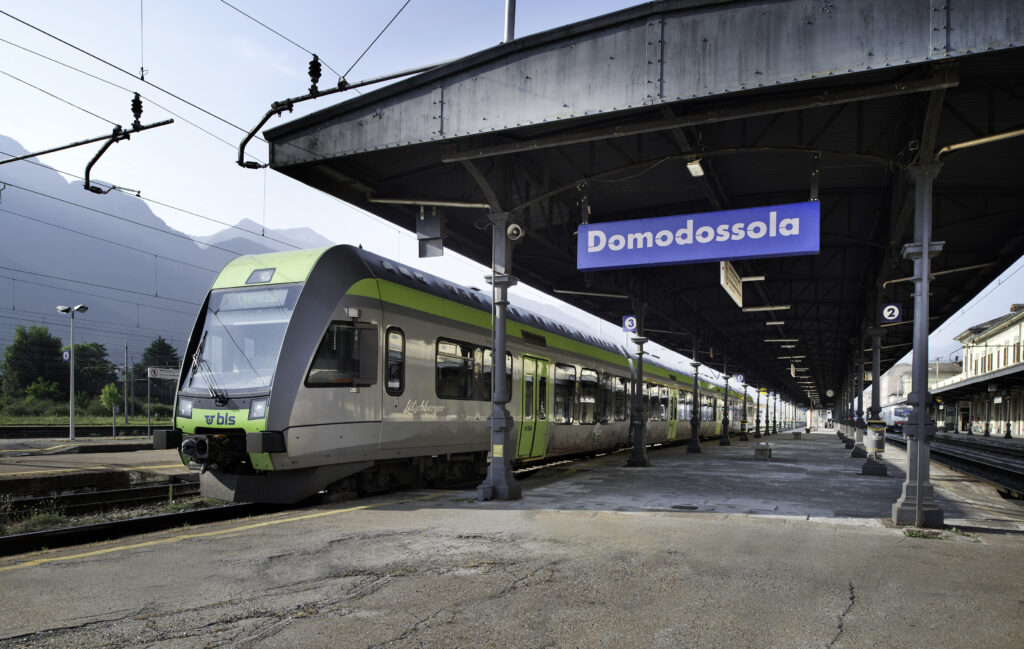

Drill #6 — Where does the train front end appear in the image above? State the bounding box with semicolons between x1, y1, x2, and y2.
155;248;328;501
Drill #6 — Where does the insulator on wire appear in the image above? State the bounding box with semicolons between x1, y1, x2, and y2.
131;93;143;129
308;54;322;93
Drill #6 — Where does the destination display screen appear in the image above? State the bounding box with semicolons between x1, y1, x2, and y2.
211;285;300;312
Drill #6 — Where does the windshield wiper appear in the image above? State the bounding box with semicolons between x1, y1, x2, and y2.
189;330;229;405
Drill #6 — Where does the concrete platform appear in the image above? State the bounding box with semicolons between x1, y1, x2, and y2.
1;430;1023;648
0;446;190;496
0;437;154;456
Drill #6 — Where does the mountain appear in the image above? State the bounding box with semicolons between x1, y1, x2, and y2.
0;134;333;368
197;218;333;251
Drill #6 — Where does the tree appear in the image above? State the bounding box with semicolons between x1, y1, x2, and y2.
133;336;181;403
67;342;118;395
25;377;62;402
99;383;122;413
1;325;63;399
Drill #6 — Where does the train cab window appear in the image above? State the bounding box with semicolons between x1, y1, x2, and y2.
306;322;378;387
385;327;405;396
553;364;575;424
613;377;628;421
578;368;599;425
436;339;475;399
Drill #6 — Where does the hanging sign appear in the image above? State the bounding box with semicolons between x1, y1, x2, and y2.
622;315;638;333
720;260;743;308
577;202;820;271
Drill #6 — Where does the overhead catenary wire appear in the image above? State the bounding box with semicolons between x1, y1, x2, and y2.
343;0;413;79
0;206;223;274
0;179;262;259
0;9;255;138
219;0;343;79
0;68;119;127
0;262;201;307
0;271;200;317
0;37;264;164
0;150;293;249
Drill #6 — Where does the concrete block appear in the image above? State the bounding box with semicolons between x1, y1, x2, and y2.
754;442;773;460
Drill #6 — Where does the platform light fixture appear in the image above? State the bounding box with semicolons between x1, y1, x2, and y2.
743;305;790;312
779;344;797;349
686;158;705;177
765;320;785;326
56;304;88;441
764;338;799;343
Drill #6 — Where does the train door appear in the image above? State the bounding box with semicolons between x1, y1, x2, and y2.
516;355;550;460
667;388;678;440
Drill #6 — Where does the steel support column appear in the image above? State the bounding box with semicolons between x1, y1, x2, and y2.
477;212;522;501
892;163;944;527
720;357;731;446
688;337;702;453
627;304;651;466
753;388;762;438
739;383;749;441
852;344;868;457
864;328;888;475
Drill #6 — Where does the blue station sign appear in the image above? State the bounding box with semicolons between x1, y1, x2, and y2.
577;202;820;271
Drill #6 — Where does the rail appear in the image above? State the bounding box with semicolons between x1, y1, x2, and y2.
885;433;1024;498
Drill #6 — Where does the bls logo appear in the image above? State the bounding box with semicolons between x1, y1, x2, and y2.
204;413;236;425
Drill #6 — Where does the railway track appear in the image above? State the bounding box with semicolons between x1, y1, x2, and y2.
0;501;280;557
885;433;1024;498
8;481;201;516
0;425;163;439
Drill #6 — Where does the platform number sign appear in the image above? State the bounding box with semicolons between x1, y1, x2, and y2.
623;315;638;333
62;349;70;362
881;303;902;324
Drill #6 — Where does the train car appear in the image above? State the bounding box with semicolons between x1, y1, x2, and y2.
156;245;744;503
880;403;913;433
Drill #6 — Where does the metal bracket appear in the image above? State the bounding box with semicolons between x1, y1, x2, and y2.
900;241;944;260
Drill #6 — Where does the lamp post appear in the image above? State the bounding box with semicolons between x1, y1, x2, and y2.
56;304;88;441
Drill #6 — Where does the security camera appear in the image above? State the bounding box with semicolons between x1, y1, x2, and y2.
506;223;525;241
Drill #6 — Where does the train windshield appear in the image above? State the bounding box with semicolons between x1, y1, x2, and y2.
184;284;302;396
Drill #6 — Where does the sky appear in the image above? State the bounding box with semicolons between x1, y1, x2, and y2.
0;0;1021;397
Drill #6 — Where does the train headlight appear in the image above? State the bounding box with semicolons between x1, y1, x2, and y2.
176;398;193;419
249;398;268;420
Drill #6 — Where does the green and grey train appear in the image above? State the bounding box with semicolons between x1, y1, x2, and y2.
157;245;749;503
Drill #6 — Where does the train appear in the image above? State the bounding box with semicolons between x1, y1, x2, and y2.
155;244;759;504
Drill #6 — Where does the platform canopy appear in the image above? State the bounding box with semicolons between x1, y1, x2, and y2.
264;0;1024;407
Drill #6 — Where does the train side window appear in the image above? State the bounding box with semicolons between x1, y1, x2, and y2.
680;390;692;420
645;383;659;421
600;374;615;423
659;387;669;421
385;327;405;396
523;370;534;419
578;368;599;425
538;373;548;420
613;377;628;421
306;322;378;387
436;338;475;399
553;364;575;424
478;349;513;401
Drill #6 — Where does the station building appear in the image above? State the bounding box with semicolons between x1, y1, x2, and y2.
932;304;1024;436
